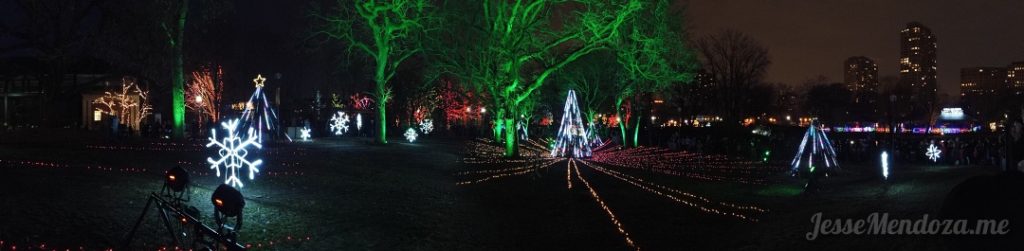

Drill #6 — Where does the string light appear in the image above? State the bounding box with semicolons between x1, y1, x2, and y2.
571;159;637;249
591;146;778;184
456;159;560;185
206;118;264;188
551;90;591;157
580;160;765;221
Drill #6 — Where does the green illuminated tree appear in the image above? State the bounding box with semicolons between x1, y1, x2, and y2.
433;0;643;157
610;0;696;147
315;0;433;144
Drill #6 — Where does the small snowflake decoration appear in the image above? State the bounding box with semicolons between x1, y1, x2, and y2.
206;119;264;188
329;111;350;135
404;127;418;142
419;119;434;135
299;127;312;141
926;143;941;162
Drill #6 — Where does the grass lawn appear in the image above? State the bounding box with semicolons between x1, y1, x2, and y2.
0;129;1002;250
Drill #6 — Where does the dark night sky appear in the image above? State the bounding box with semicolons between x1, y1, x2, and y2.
686;0;1024;97
3;0;1023;100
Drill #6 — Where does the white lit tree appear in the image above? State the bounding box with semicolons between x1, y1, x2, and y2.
186;65;224;124
93;77;152;132
551;90;592;158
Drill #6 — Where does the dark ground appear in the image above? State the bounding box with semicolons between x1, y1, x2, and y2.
0;129;1005;250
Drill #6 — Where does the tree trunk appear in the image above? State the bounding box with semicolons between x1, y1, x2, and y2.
377;100;387;144
631;109;641;147
374;47;389;144
171;0;189;139
492;108;505;143
615;98;631;147
503;116;518;157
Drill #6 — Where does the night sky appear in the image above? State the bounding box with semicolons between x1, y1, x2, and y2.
3;0;1023;100
688;0;1024;97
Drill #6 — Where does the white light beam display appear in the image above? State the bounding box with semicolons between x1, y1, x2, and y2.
356;113;363;131
881;151;889;179
790;121;840;175
206;119;264;188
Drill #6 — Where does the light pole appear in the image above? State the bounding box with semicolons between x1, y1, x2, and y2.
196;95;204;135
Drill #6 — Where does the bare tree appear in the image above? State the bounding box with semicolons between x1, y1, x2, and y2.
694;30;770;121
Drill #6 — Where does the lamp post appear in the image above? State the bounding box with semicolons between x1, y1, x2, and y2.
196;95;204;135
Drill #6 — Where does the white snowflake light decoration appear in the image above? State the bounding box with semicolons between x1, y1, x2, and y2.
926;143;941;162
300;127;312;141
356;113;363;131
206;119;264;188
329;111;350;135
419;119;434;135
404;127;418;142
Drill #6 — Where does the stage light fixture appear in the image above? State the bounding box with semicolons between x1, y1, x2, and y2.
165;166;190;193
211;184;245;234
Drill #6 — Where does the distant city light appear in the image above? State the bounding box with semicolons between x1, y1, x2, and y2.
940;107;964;120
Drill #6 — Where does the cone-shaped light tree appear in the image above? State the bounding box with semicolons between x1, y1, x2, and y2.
432;0;645;157
551;90;592;158
790;121;840;175
610;0;697;147
315;0;434;144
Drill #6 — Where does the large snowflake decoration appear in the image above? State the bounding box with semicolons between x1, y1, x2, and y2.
404;127;418;142
926;143;941;162
329;111;350;135
299;127;312;141
206;119;264;188
419;119;434;135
